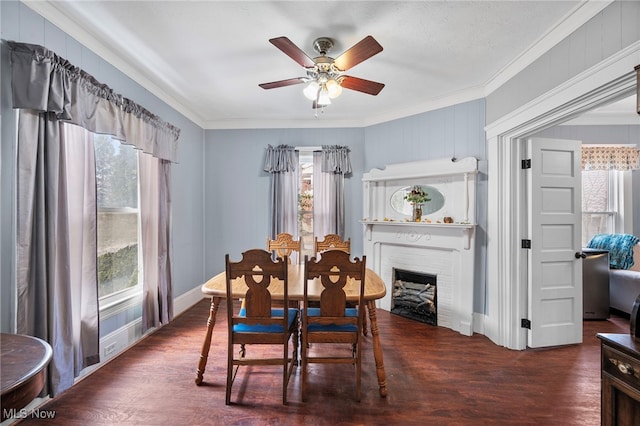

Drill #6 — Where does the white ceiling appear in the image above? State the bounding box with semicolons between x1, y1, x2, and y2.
26;0;629;130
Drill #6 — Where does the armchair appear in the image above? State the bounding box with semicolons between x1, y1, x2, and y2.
587;234;640;315
609;243;640;314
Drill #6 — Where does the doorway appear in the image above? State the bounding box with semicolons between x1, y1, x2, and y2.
484;51;638;350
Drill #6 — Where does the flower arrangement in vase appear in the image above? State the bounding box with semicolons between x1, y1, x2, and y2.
404;186;430;221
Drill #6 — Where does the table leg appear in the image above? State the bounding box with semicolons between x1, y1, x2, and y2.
195;296;221;385
367;300;387;397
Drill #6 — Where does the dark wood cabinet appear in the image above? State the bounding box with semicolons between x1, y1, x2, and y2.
597;333;640;426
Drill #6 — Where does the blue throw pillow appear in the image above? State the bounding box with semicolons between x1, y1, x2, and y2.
587;234;639;269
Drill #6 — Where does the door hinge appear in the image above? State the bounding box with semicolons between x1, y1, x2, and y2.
521;159;531;169
521;239;531;249
521;319;531;329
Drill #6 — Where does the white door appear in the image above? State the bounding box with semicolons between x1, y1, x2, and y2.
527;137;582;348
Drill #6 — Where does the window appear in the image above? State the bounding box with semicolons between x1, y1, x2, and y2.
94;135;141;310
582;169;631;246
298;149;314;257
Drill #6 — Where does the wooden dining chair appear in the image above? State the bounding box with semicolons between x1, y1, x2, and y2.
313;234;369;335
225;249;299;405
267;232;301;264
314;233;351;255
301;250;367;402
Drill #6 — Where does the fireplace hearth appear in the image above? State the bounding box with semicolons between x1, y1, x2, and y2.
391;269;437;325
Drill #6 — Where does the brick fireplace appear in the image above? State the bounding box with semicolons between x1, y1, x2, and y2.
362;157;478;336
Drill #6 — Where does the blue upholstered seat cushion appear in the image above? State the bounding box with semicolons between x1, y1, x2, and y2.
233;308;299;333
305;307;359;332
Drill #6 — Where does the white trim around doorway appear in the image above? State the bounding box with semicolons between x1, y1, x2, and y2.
484;40;640;350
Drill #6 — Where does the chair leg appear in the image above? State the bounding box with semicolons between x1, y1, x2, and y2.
363;314;369;336
293;325;300;366
301;336;307;402
356;342;362;402
283;340;288;405
226;345;234;405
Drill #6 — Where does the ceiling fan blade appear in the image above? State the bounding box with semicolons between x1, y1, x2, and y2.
333;36;383;71
269;37;315;68
259;77;306;90
340;75;385;95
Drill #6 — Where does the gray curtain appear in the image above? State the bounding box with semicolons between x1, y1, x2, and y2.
264;145;299;238
139;154;173;331
313;146;351;239
16;111;100;395
10;41;179;395
62;123;100;377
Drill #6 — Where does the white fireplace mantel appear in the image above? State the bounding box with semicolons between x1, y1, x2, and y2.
362;221;476;250
362;157;478;336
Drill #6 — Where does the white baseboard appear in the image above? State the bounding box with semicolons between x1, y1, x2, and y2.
81;286;206;379
473;312;485;335
174;285;208;316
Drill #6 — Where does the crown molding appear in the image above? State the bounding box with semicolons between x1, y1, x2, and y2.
21;0;208;129
22;0;613;131
484;0;613;96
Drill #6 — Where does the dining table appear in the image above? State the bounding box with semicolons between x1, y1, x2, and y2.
194;263;388;397
1;333;52;421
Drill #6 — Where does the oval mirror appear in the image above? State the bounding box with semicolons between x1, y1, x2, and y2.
390;185;445;216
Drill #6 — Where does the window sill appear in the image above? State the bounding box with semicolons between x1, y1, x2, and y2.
100;289;142;320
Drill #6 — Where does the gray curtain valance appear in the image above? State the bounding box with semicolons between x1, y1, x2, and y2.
264;144;297;173
321;145;352;175
8;41;180;162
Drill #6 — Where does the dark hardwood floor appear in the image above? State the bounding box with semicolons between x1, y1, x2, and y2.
16;299;629;425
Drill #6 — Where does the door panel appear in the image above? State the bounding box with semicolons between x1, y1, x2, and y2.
528;137;582;348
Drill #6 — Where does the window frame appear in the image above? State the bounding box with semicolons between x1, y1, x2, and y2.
94;137;143;318
581;168;633;246
296;146;320;258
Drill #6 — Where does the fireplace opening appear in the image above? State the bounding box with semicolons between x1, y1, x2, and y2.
391;269;437;326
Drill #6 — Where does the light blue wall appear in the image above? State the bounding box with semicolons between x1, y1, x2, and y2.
0;1;206;333
1;2;491;337
203;102;488;313
533;124;640;235
364;100;488;312
203;128;366;278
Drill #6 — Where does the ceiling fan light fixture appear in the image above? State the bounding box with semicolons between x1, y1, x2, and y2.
303;81;319;100
326;78;342;99
317;89;331;106
260;35;384;112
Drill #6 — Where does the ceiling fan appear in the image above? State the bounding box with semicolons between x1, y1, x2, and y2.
259;35;385;109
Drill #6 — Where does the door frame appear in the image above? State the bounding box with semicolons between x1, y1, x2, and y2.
484;41;639;350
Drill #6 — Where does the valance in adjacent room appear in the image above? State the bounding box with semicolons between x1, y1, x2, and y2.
581;145;640;171
8;41;180;162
